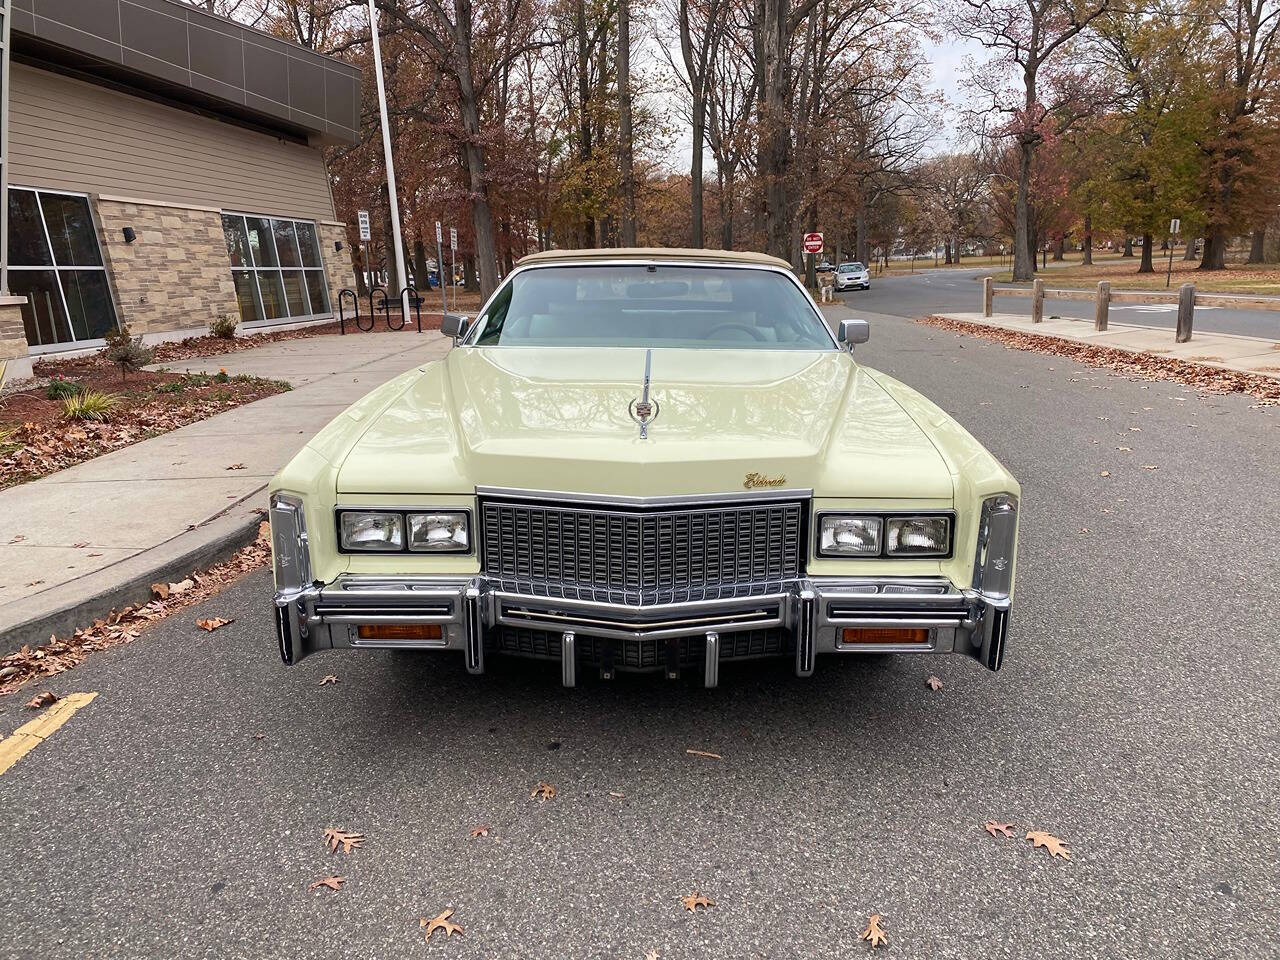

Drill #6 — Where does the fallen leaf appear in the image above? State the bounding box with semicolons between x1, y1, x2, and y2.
307;876;345;892
169;578;195;595
226;463;246;470
645;951;660;960
859;913;888;948
1026;830;1071;859
421;908;464;940
680;892;715;912
195;617;233;632
609;791;626;799
1099;470;1110;477
72;541;89;549
23;580;45;587
685;749;723;760
468;825;490;838
1142;464;1159;470
1116;446;1131;451
983;820;1014;838
8;534;25;544
319;675;339;685
926;675;943;691
530;781;556;802
24;690;60;709
1129;426;1142;432
323;827;365;855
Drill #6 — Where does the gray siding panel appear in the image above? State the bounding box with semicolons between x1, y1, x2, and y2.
8;64;337;221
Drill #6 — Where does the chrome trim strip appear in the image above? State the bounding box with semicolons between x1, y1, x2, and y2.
704;631;720;689
562;631;576;687
490;588;793;617
475;485;813;507
465;584;485;674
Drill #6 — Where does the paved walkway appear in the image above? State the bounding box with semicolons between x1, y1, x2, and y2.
0;330;450;651
938;311;1280;379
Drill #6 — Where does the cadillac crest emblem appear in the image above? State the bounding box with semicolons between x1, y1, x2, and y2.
629;349;659;439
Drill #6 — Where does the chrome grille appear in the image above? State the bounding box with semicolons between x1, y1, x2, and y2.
479;497;805;604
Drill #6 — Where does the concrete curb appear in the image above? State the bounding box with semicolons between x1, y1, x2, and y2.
0;510;264;655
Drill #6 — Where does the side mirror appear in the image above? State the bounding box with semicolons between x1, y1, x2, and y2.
838;318;870;350
441;314;470;341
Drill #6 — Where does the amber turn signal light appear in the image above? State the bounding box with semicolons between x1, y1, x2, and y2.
840;627;929;645
356;623;443;641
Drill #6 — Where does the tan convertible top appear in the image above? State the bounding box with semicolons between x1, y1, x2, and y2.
516;247;793;269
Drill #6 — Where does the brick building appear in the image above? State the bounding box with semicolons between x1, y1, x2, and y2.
0;0;361;379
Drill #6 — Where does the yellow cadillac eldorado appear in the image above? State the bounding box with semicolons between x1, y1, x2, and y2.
268;249;1019;686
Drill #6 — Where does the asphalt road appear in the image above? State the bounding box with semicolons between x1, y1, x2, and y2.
3;310;1278;959
843;266;1280;339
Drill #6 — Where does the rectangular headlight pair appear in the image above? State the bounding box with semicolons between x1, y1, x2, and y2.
818;514;952;558
338;509;469;553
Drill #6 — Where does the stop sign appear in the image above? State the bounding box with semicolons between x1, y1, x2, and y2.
802;232;824;254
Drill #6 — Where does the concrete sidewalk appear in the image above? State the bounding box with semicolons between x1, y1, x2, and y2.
0;329;450;651
938;311;1280;379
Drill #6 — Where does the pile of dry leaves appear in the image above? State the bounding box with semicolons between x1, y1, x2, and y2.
1;363;289;489
0;523;272;697
919;315;1280;403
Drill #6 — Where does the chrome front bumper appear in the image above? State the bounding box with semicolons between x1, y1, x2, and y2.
274;575;1011;685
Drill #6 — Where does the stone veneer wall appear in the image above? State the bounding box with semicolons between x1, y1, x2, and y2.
317;221;357;313
95;198;239;336
0;300;29;360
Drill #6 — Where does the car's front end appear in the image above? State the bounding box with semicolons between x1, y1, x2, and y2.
270;251;1018;687
833;263;871;291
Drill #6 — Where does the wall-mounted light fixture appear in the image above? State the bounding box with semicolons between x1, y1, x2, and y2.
122;227;137;243
334;240;344;252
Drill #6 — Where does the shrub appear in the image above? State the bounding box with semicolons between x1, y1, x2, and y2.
62;390;121;421
209;312;239;339
102;324;154;381
45;377;80;400
212;368;230;384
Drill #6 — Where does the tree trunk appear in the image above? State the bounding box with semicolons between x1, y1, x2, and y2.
755;0;791;261
462;252;477;291
617;0;637;246
1122;236;1133;257
1198;230;1227;270
1183;236;1198;261
719;170;735;249
1248;227;1265;263
412;239;429;293
953;238;960;264
1138;233;1154;273
379;183;399;292
1052;235;1065;260
453;0;499;296
691;97;706;248
943;240;952;265
1082;214;1093;265
575;0;595;247
1012;129;1035;281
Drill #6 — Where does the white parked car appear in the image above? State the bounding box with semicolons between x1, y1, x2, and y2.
834;262;870;291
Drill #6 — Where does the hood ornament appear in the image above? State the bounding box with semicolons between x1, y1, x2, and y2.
628;349;660;439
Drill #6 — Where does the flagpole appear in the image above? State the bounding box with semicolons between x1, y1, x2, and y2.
368;0;408;312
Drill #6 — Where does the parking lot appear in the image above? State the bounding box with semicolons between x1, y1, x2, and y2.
3;308;1277;959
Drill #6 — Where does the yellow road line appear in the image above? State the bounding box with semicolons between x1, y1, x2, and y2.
0;692;99;776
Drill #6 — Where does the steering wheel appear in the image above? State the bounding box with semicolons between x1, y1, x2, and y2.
704;322;766;342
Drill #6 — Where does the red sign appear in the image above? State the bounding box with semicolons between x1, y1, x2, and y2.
802;232;824;254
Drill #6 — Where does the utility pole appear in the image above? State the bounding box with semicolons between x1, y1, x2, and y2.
368;0;408;314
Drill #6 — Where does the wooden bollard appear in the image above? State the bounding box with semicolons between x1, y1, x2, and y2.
1031;278;1045;323
1176;283;1195;342
982;276;994;317
1095;281;1110;331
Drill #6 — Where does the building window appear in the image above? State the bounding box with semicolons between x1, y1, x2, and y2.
7;188;119;349
222;213;331;325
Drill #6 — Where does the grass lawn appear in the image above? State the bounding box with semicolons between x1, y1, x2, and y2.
988;255;1280;294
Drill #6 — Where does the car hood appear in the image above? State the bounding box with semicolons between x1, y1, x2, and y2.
334;347;953;500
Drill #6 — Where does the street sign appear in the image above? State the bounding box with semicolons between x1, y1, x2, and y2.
802;232;824;254
449;227;457;249
357;210;371;242
1170;218;1180;234
435;220;443;244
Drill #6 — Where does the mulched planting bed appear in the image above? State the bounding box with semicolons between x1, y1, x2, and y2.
0;356;290;490
920;314;1280;405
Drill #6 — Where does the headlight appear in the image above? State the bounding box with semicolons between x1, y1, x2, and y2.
407;512;469;552
886;516;951;556
339;511;404;551
818;515;882;556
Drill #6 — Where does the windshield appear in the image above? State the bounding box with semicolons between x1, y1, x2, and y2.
838;263;865;273
468;264;835;349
